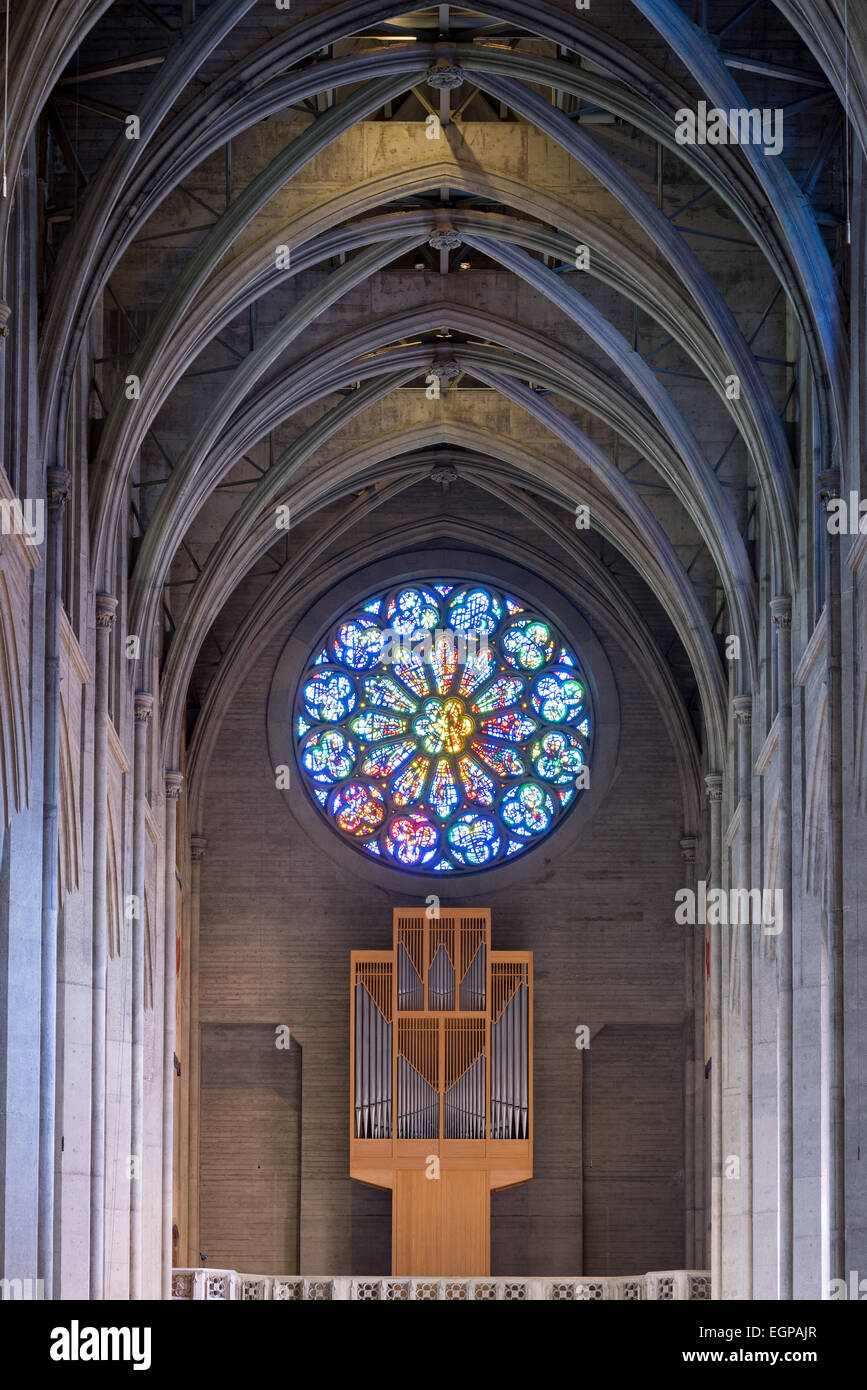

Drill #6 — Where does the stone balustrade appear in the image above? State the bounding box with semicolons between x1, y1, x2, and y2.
172;1269;711;1301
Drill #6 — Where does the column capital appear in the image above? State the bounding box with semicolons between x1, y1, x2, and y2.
733;694;752;726
705;772;723;802
95;593;118;630
679;835;697;864
134;691;154;724
816;469;840;506
190;835;207;861
46;466;71;511
164;771;183;801
770;595;792;630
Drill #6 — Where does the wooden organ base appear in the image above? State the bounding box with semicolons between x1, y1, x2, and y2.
394;1166;488;1277
350;909;532;1277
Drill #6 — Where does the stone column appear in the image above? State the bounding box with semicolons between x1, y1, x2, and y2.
177;852;192;1277
692;836;708;1270
705;773;723;1297
733;694;753;1297
38;465;70;1299
130;692;153;1299
0;303;8;473
680;834;697;1268
817;471;845;1289
162;772;183;1298
771;595;793;1299
90;593;117;1299
187;835;206;1266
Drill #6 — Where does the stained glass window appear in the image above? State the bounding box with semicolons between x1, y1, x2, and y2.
294;582;592;874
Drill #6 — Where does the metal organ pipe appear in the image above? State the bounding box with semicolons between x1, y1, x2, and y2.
489;973;529;1140
429;944;455;1011
355;983;362;1137
460;944;485;1010
355;980;392;1139
398;942;423;1011
357;933;526;1145
522;978;527;1139
376;998;382;1137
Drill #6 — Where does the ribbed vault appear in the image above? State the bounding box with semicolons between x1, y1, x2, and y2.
12;0;853;835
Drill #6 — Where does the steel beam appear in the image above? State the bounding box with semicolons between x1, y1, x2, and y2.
58;49;167;83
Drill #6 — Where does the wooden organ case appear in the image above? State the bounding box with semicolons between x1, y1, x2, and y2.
350;908;532;1276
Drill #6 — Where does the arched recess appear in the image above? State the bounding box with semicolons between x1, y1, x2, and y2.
0;571;30;825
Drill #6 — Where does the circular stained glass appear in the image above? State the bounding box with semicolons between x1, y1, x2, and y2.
293;582;592;874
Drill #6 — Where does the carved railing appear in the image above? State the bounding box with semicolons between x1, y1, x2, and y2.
172;1269;711;1301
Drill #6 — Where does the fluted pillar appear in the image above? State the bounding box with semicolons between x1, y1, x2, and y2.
817;472;845;1290
186;834;206;1265
680;834;697;1267
733;695;753;1298
162;772;183;1299
771;595;793;1299
38;465;70;1299
693;839;708;1269
90;593;117;1299
705;772;723;1297
130;692;153;1299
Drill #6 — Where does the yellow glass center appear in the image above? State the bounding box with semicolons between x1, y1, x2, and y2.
415;697;474;756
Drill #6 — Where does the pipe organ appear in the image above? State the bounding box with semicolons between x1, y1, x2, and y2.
350;909;532;1276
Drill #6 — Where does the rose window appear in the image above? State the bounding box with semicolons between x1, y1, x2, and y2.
294;582;592;873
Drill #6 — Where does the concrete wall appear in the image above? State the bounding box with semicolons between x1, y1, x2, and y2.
198;1024;301;1275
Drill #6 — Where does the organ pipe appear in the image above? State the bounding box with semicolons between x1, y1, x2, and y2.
352;914;530;1146
491;976;529;1140
428;943;455;1010
354;978;393;1139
